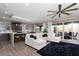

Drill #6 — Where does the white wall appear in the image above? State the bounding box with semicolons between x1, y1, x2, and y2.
48;22;56;40
47;22;63;42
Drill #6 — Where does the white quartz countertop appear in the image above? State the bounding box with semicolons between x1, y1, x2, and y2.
0;31;27;34
12;32;27;34
0;31;13;34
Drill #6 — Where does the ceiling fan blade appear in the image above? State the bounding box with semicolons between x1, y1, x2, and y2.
51;14;57;18
61;12;70;15
63;8;78;12
59;4;62;12
59;13;61;18
48;11;57;12
51;11;60;18
62;3;77;11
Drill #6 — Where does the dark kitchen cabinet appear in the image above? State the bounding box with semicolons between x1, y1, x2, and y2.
14;34;26;42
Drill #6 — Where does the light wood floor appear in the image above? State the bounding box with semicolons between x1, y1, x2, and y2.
0;40;40;56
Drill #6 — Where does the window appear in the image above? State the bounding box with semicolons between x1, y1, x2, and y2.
52;21;79;40
73;21;79;40
64;22;73;40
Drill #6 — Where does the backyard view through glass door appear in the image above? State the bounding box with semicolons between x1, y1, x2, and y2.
52;21;79;40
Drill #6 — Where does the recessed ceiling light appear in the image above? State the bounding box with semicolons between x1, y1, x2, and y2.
25;3;29;6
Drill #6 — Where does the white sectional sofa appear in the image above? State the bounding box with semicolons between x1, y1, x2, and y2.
25;33;48;50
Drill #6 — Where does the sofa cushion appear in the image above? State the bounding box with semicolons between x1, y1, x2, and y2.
30;35;37;40
35;38;46;44
42;34;48;37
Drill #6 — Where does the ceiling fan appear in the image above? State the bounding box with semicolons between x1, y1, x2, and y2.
47;3;78;18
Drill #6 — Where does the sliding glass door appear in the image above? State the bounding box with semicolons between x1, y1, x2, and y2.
64;22;73;40
51;21;79;40
73;21;79;40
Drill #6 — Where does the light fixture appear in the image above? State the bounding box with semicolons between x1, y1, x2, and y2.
36;26;39;28
25;3;29;6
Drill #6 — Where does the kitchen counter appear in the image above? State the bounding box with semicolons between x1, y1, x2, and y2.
10;32;27;47
0;31;34;47
0;31;27;47
0;31;13;34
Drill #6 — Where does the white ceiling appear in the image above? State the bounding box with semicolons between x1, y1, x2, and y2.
0;3;79;24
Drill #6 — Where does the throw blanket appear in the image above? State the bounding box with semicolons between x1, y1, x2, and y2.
37;42;79;56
